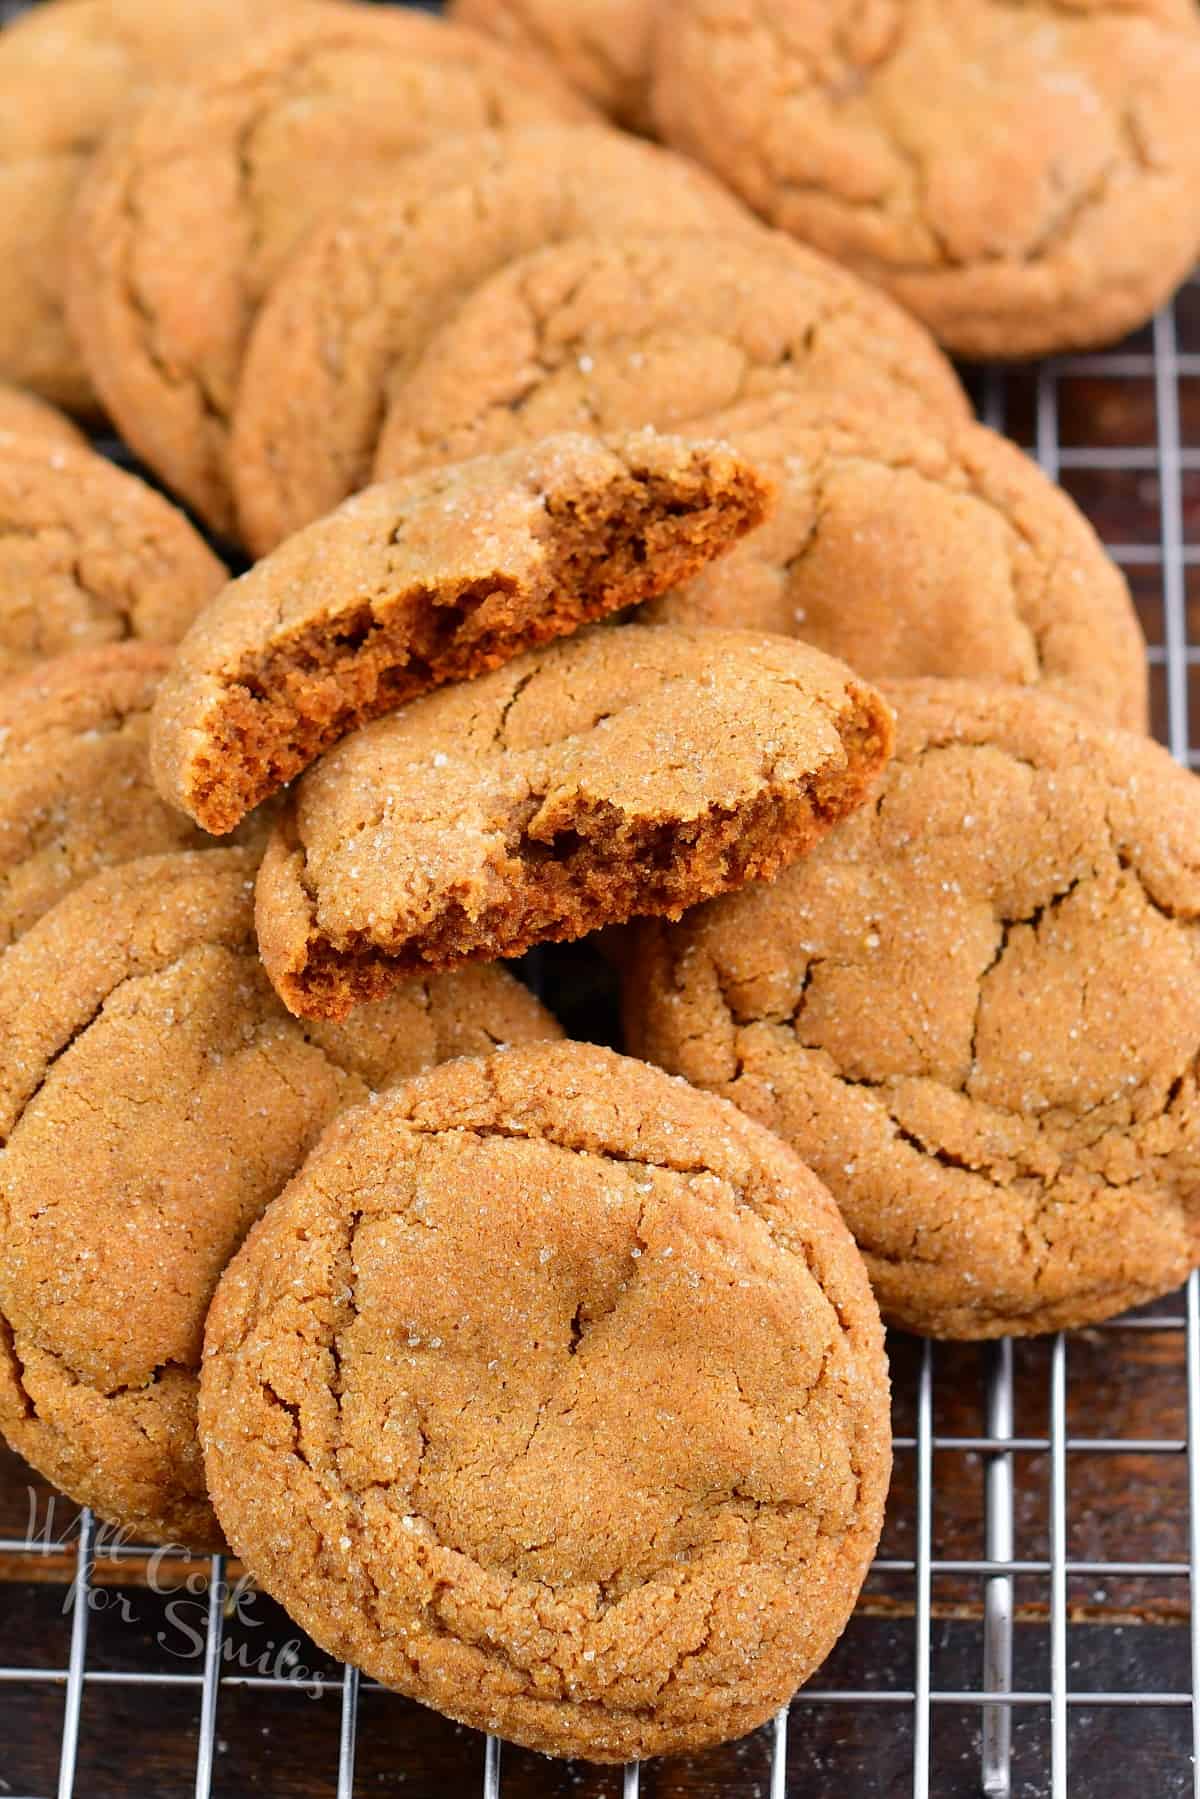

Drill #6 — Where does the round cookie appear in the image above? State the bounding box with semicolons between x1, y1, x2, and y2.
66;4;591;538
624;680;1200;1339
0;0;303;414
0;437;226;678
650;0;1200;358
157;432;773;834
0;645;213;949
449;0;656;129
0;384;85;451
232;126;756;554
200;1040;891;1761
643;395;1147;733
372;232;971;483
0;850;561;1548
254;624;894;1020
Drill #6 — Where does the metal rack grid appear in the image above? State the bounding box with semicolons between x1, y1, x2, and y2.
0;2;1197;1792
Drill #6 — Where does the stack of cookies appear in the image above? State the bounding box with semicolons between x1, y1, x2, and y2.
0;0;1197;1769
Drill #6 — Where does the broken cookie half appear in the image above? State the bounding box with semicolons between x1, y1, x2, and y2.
151;430;773;836
255;623;894;1020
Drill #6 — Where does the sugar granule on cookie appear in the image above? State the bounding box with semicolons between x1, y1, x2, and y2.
200;1041;891;1761
625;679;1200;1339
152;431;775;836
0;850;561;1549
254;624;894;1020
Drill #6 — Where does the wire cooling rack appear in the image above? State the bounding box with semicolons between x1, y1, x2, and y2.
2;4;1200;1795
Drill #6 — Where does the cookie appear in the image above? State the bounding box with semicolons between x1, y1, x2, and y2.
231;126;756;554
449;0;655;127
372;232;971;483
0;0;302;414
0;850;561;1547
643;395;1147;732
0;384;85;451
0;645;214;950
624;680;1200;1339
200;1040;890;1761
66;5;591;538
155;431;773;836
255;623;893;1021
0;437;226;679
651;0;1200;358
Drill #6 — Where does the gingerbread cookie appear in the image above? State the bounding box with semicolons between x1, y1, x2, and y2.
255;624;893;1020
201;1040;890;1761
0;384;84;451
643;395;1147;732
450;0;655;127
155;431;773;836
624;680;1200;1338
0;438;226;678
0;0;302;414
231;126;755;554
651;0;1200;357
0;850;560;1547
372;232;970;482
0;645;214;949
66;4;590;538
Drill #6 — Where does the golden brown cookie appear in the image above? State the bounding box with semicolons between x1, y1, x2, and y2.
450;0;656;127
231;126;756;554
643;395;1147;732
624;680;1200;1339
372;232;971;482
0;850;561;1548
255;624;893;1020
0;384;85;451
0;645;213;949
66;5;591;538
200;1040;891;1761
0;438;226;678
155;431;773;836
0;0;303;414
651;0;1200;358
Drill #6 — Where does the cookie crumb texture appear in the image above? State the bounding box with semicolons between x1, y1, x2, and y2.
65;3;591;536
643;394;1147;732
625;680;1200;1338
200;1042;891;1761
231;125;753;554
0;439;226;678
153;431;775;836
651;0;1200;358
372;232;970;482
450;0;656;126
255;625;893;1020
0;851;560;1547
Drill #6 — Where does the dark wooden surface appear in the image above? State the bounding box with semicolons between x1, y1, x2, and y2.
2;4;1199;1791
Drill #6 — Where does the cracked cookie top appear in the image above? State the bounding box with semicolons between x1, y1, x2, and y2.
200;1040;890;1761
371;232;970;483
643;394;1147;731
231;126;754;554
253;623;893;1019
0;438;227;678
651;0;1200;358
0;850;560;1547
449;0;657;127
624;679;1200;1338
65;4;591;538
0;0;302;413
